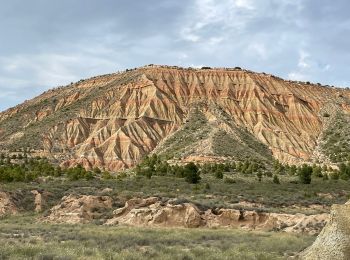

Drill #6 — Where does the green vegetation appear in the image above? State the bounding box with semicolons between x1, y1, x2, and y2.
1;152;350;259
155;107;212;159
135;155;201;184
155;105;273;165
0;155;111;183
0;214;314;260
298;165;313;184
2;155;350;215
273;175;280;184
321;112;350;163
212;128;273;164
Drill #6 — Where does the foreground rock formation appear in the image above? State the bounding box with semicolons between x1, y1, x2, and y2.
1;65;349;170
43;196;328;235
301;201;350;260
106;197;328;234
43;195;113;224
0;191;18;216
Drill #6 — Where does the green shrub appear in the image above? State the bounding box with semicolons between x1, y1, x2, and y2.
215;170;224;179
273;175;280;184
298;165;312;184
184;162;201;184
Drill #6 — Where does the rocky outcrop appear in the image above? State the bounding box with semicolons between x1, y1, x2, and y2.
42;196;328;234
301;201;350;260
205;209;328;235
31;190;51;213
1;65;349;170
43;195;113;224
105;197;203;228
0;191;18;216
105;197;328;234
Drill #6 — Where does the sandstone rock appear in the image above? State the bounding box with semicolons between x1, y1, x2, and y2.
204;208;242;227
100;188;113;194
301;201;350;260
106;197;328;234
44;195;113;224
205;209;327;234
31;190;51;213
106;197;203;228
0;191;18;216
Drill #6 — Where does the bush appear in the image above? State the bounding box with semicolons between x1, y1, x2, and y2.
102;171;114;180
298;164;312;184
273;175;280;184
215;170;224;179
184;162;201;184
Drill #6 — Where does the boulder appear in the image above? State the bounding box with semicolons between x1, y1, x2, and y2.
301;201;350;260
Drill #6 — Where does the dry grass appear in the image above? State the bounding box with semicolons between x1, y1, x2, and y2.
0;214;314;260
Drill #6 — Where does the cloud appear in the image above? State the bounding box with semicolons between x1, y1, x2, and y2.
287;50;313;81
179;0;258;44
0;0;349;111
247;43;268;60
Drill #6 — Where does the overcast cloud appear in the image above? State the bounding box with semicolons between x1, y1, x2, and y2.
0;0;349;111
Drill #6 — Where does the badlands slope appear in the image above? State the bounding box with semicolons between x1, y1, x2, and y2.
0;65;349;171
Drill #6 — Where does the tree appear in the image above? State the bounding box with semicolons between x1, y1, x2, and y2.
215;170;224;179
93;167;102;174
184;162;201;184
144;168;153;179
241;160;249;174
338;163;350;180
102;171;114;179
288;165;297;176
312;165;323;178
257;170;263;182
273;175;280;184
298;164;312;184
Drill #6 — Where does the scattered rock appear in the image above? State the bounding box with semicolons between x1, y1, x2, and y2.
316;192;334;199
100;188;113;194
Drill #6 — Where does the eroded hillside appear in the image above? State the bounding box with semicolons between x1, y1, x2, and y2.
0;65;349;171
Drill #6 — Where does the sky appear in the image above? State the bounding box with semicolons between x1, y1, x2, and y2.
0;0;349;111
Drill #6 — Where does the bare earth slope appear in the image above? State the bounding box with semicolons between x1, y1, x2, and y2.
1;65;349;171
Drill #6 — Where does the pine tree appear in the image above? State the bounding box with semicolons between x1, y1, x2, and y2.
273;175;280;184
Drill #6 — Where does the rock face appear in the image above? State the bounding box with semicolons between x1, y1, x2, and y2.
1;65;349;170
0;191;18;216
31;190;51;213
105;197;328;234
44;195;113;224
301;201;350;260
